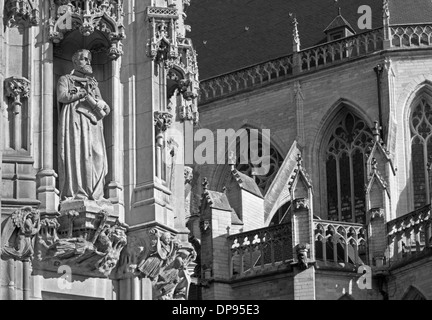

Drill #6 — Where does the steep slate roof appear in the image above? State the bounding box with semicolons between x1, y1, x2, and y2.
231;169;263;198
203;190;232;211
324;11;356;33
187;0;382;80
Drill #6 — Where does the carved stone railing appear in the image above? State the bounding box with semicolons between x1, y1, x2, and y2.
387;204;431;265
228;223;292;279
314;219;366;267
200;23;432;104
391;24;432;48
300;28;383;72
199;55;294;102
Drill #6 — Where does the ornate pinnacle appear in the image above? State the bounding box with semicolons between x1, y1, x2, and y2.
297;154;303;168
202;177;209;192
371;158;378;172
372;121;382;142
383;0;390;19
228;151;236;171
289;13;300;52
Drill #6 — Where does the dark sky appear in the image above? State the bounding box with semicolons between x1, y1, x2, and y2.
186;0;383;80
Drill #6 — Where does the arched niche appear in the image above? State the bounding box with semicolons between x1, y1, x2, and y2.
52;29;117;198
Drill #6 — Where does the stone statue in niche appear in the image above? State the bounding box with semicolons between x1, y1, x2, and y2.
57;49;110;201
1;207;41;261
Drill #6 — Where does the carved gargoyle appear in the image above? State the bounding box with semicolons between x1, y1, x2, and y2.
1;207;40;262
296;243;311;270
35;210;128;277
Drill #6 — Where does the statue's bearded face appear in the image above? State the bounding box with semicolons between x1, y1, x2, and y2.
74;51;93;75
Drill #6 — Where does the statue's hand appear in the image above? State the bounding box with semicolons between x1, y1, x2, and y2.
78;88;88;98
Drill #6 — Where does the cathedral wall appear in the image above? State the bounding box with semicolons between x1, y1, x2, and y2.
315;269;382;300
386;255;432;300
231;273;294;300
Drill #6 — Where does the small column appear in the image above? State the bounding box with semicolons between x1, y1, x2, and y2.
7;260;16;300
107;58;125;220
22;260;30;300
132;276;141;300
141;278;153;300
37;1;59;216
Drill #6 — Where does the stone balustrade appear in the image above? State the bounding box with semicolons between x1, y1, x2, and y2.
300;28;383;72
387;204;432;264
391;24;432;47
199;24;432;103
228;222;292;279
199;55;294;102
313;219;366;267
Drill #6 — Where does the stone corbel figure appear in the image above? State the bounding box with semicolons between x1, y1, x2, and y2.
137;230;175;280
1;207;41;261
296;243;310;270
57;49;110;201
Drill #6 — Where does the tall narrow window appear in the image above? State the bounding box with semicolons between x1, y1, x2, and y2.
410;98;432;209
326;112;373;223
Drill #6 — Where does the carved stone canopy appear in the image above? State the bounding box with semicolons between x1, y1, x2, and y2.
49;0;126;60
4;0;39;29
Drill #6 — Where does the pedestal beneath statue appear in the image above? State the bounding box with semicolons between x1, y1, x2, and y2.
33;200;127;279
57;199;118;237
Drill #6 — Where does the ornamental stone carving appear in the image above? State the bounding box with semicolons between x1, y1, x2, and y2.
1;207;41;262
115;228;197;300
296;243;310;270
369;207;385;221
167;71;199;125
34;209;128;277
154;111;173;132
184;166;194;185
5;76;30;108
146;6;180;64
4;0;39;29
293;198;310;211
48;0;125;59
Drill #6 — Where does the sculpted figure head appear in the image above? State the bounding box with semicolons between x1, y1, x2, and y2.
161;232;172;245
72;49;93;75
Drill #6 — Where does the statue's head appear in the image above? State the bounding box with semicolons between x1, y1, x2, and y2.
173;256;184;269
72;49;93;75
161;232;172;245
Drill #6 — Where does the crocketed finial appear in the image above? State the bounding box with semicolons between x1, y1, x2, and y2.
202;177;209;191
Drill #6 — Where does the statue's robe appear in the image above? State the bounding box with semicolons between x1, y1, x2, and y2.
57;74;109;200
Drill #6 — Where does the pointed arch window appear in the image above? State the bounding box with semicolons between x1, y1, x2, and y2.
326;112;374;224
410;98;432;209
